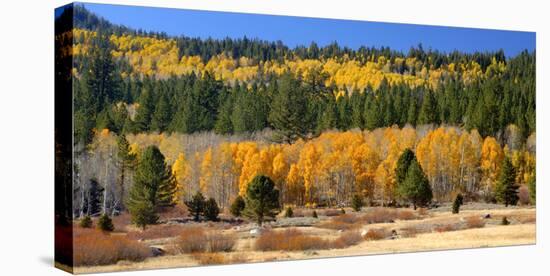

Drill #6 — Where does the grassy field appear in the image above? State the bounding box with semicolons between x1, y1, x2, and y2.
72;204;536;274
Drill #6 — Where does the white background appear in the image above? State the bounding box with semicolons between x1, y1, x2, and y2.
0;0;548;275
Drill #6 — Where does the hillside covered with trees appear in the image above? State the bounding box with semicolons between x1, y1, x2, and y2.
69;5;535;222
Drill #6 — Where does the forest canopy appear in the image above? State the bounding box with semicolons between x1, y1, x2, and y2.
67;5;535;218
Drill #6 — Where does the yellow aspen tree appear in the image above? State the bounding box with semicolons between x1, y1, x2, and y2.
199;148;213;194
172;152;189;204
351;143;380;198
480;136;504;196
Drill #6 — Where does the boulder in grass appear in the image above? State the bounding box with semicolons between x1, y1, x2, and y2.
150;247;165;257
484;214;491;219
249;228;263;236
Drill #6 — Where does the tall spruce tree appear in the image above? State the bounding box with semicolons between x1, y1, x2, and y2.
127;146;176;228
116;134;136;211
395;149;416;189
243;175;280;226
418;90;439;125
133;88;155;132
268;73;310;143
86;178;104;216
150;92;172;132
398;160;432;209
495;157;519;207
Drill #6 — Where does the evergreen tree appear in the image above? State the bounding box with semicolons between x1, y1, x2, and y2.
317;96;338;132
350;91;365;129
495;157;519;207
204;198;220;221
127;146;175;229
407;94;418;126
150;93;172;132
284;206;294;218
364;91;381;130
351;194;364;211
418;90;439;125
398;160;432;209
243;175;280;226
214;95;234;134
86;178;104;216
79;215;92;228
395;149;416;189
268;73;310;143
133;88;155;132
116;134;136;212
230;195;246;217
452;194;464;214
97;213;114;232
336;95;352;130
185;191;206;221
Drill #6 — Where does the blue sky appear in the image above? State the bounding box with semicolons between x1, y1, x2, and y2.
81;2;535;57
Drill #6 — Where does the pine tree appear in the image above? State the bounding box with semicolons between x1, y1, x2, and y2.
97;213;114;232
495;157;519;207
79;215;92;228
317;97;338;132
351;194;364;211
407;95;418;126
150;93;172;132
204;198;220;221
230;195;246;217
395;149;416;189
133;88;155;132
243;175;280;226
398;160;432;209
284;206;294;218
418;90;439;125
214;95;234;134
185;191;206;221
86;178;104;216
452;194;464;214
116;134;136;212
268;73;310;143
127;146;175;229
364;92;381;130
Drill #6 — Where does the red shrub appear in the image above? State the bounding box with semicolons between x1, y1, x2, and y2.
255;229;331;251
464;216;485;229
173;226;236;253
331;231;363;248
363;229;389;241
73;228;150;266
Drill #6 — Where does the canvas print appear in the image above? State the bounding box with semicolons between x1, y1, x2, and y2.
55;2;536;274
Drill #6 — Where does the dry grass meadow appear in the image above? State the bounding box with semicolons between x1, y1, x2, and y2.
69;203;536;274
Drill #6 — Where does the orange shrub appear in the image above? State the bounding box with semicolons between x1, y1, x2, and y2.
174;226;236;253
73;228;151;266
191;253;226;265
464;216;485;229
434;224;458;233
396;210;417;220
207;232;237;252
318;214;361;230
363;229;389;241
331;231;363;248
255;229;331;251
174;227;208;253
